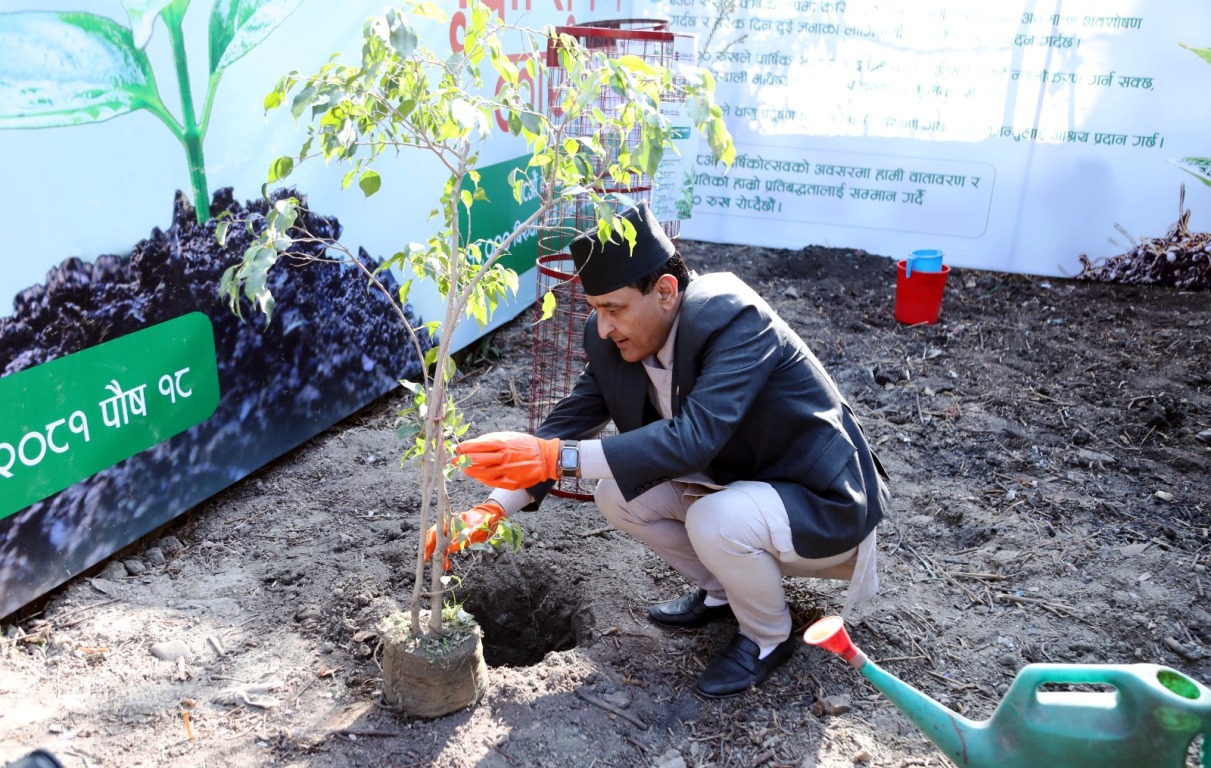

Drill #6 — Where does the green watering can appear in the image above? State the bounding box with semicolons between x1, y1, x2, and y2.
804;616;1211;768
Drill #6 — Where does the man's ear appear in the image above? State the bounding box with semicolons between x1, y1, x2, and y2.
656;273;679;304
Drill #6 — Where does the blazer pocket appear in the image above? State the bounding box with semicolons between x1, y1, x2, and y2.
801;429;858;492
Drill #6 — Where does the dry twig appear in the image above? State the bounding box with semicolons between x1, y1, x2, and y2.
575;689;648;729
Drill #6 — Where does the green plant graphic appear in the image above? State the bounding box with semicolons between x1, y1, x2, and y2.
1176;43;1211;187
0;0;304;223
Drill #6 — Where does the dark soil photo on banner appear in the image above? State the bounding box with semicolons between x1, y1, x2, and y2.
0;188;430;618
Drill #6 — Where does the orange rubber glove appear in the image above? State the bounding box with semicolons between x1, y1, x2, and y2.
454;431;561;490
423;501;507;571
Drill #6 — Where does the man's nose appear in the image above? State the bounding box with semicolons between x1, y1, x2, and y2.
597;317;613;339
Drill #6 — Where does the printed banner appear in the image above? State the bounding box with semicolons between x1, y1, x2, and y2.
642;0;1211;276
0;0;623;617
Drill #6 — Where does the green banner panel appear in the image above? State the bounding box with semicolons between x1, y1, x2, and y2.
461;155;542;275
1;312;219;519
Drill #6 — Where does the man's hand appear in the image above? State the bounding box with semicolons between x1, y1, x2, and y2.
423;501;507;571
454;432;561;490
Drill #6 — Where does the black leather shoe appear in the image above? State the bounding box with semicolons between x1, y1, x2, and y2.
648;588;734;628
695;633;796;698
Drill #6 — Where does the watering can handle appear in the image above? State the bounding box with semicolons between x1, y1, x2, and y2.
1011;664;1144;688
1011;664;1211;716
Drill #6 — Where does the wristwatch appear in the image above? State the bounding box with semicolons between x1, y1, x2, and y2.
559;440;580;478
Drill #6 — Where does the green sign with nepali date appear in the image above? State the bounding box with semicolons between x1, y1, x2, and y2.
0;312;220;519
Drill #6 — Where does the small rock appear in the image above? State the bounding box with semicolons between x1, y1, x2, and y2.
653;749;686;768
295;606;322;622
1196;429;1211;446
88;578;119;595
783;286;801;299
873;367;902;386
1120;542;1150;557
150;640;191;662
320;641;336;653
601;690;632;709
1153;490;1174;502
143;547;166;567
852;749;872;763
123;559;147;576
991;549;1021;564
98;561;128;580
1075;449;1116;465
997;653;1019;668
158;536;184;556
818;694;852;716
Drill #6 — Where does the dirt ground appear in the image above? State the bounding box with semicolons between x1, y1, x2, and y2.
2;239;1209;768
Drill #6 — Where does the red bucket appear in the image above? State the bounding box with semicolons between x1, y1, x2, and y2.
894;260;950;324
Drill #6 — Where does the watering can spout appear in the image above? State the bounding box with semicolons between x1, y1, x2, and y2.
804;616;982;766
804;616;1211;768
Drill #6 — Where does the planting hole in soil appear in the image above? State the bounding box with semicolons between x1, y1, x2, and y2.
460;559;588;667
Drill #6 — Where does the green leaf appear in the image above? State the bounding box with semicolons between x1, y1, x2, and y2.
450;98;486;135
209;0;305;75
540;290;557;321
289;84;316;119
1180;43;1211;66
493;47;519;84
1172;157;1211;187
412;2;449;22
386;9;418;57
359;168;382;196
215;217;231;248
268;155;294;183
518;110;542;135
616;53;658;76
121;0;175;49
618;216;637;251
0;12;159;129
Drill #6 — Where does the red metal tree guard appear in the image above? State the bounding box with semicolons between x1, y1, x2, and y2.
529;20;681;499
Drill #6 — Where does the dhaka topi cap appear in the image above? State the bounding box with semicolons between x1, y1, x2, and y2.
569;201;675;296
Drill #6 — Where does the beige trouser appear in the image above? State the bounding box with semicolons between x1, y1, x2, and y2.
595;477;872;649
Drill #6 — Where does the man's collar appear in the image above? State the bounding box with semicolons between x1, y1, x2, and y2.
644;311;681;370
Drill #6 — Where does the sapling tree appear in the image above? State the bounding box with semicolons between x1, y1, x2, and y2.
220;1;734;641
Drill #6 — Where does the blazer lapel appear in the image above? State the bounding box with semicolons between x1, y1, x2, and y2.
613;361;653;431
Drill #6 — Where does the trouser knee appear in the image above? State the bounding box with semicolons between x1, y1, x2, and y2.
686;495;765;560
593;479;630;529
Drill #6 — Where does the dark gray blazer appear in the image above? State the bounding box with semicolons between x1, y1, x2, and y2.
533;272;888;558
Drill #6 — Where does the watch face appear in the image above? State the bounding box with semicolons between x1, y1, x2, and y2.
560;447;578;469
